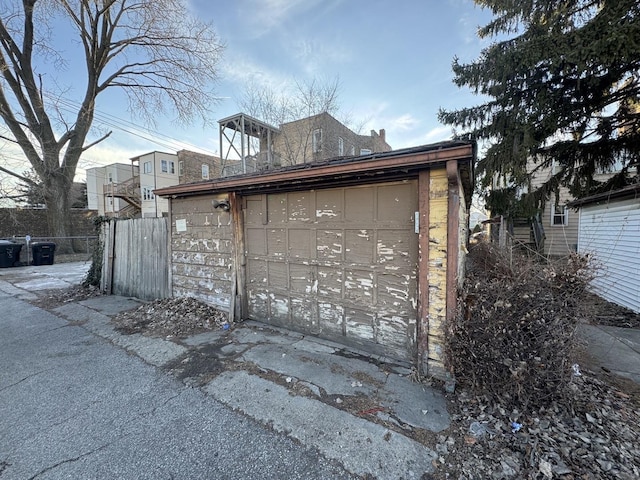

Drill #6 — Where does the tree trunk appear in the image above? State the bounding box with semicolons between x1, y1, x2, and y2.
44;173;74;254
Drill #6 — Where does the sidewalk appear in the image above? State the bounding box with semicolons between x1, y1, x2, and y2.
576;324;640;384
0;262;446;479
0;261;91;300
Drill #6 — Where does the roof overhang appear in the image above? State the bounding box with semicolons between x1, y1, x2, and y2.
155;141;475;204
218;112;280;136
568;183;640;208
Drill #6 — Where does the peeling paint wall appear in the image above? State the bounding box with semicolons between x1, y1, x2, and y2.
166;164;470;373
170;195;234;309
244;182;418;361
458;179;468;288
426;169;449;378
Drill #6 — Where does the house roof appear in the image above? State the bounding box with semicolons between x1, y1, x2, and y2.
154;140;475;203
218;112;280;135
130;151;175;162
568;183;640;207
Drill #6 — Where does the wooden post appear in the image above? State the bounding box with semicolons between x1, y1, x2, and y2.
166;202;173;298
230;192;247;320
446;160;461;329
417;170;430;374
104;219;116;295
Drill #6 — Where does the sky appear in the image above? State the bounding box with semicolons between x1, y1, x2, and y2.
1;0;496;183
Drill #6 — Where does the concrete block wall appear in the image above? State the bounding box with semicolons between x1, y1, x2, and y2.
170;195;234;310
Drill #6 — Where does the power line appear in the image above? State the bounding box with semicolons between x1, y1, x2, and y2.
49;95;219;156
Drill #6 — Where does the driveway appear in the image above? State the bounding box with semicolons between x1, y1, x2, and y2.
0;264;444;479
0;293;356;480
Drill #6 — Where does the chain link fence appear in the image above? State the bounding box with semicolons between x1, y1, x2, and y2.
1;235;98;265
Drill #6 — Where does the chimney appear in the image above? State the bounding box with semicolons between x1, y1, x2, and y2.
379;129;386;142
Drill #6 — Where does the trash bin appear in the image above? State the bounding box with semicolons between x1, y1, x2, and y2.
0;240;22;268
31;242;56;266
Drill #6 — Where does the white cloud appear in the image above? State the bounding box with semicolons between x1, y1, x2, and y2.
289;39;351;76
423;125;453;143
388;114;420;132
238;0;324;38
220;55;291;92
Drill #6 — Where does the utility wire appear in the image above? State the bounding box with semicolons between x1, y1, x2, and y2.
48;94;219;156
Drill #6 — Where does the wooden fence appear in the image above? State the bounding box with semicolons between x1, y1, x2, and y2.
101;217;170;300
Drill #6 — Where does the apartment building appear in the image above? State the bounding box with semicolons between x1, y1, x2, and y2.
493;157;635;257
86;162;139;216
219;111;391;175
85;150;220;218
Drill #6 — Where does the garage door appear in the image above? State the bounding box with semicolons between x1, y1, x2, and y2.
243;181;418;361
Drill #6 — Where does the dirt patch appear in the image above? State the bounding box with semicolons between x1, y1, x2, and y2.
111;297;229;338
164;346;227;386
29;285;104;310
584;292;640;328
427;367;640;479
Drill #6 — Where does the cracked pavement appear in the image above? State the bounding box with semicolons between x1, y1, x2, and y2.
0;262;447;479
0;293;355;479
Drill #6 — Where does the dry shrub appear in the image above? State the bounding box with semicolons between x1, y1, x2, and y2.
447;242;593;410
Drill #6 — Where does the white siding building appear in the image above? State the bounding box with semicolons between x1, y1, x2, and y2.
133;151;179;218
86;163;138;215
571;185;640;313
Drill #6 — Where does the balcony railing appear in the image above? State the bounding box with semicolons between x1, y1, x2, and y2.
105;177;141;210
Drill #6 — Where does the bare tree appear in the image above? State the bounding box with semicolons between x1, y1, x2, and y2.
0;0;223;246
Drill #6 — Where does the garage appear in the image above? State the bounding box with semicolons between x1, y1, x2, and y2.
244;182;418;360
572;186;640;313
156;141;474;377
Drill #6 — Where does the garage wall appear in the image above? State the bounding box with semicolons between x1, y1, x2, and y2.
170;194;234;309
425;169;450;377
244;181;419;361
165;172;465;373
578;198;640;313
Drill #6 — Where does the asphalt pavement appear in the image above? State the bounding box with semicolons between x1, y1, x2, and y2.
0;262;443;479
0;292;357;480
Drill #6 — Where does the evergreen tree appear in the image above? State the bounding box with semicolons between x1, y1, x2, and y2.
439;0;640;214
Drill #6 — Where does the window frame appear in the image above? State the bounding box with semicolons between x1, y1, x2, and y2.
338;136;344;156
201;164;210;180
142;186;155;201
550;204;568;226
312;128;322;153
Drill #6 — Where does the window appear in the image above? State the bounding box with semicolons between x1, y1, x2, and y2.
338;137;344;156
350;145;355;155
143;187;155;201
202;164;210;180
551;204;568;226
143;161;152;174
312;128;322;153
178;161;184;176
161;160;175;173
107;172;113;183
360;148;372;155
